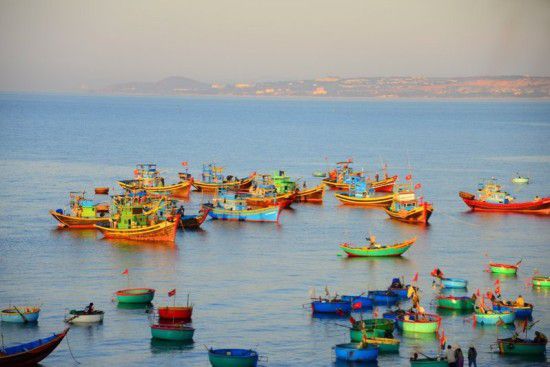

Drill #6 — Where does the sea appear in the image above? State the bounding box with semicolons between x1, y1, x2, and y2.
0;93;549;366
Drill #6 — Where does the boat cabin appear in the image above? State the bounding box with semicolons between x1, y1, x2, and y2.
213;191;250;210
272;170;296;194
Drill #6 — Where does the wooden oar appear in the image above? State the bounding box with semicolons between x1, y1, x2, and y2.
12;306;28;323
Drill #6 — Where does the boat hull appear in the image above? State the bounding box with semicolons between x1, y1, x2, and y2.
493;303;533;319
208;205;280;223
384;203;433;224
118;180;191;198
158;306;193;321
361;337;400;353
398;314;441;333
0;307;40;323
50;210;109;229
340;238;416;257
368;291;399;306
441;278;468;289
334;343;379;362
341;295;373;309
311;301;351;314
180;207;210;229
460;193;550;215
473;311;515;325
322;179;350;191
350;329;386;342
369;175;398;192
151;324;194;341
436;296;474;310
208;349;258;367
532;276;550;287
490;263;518;275
65;310;104;324
95;216;179;242
410;358;449;366
193;175;255;193
116;288;155;304
294;184;325;203
0;328;68;367
497;338;547;355
335;192;394;206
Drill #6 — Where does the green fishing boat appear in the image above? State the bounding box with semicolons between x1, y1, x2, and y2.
436;295;474;311
340;238;416;257
350;318;394;342
532;276;550;288
363;337;400;353
398;313;441;333
410;357;449;366
151;324;194;341
272;170;297;194
497;338;547;355
350;328;386;342
115;288;155;303
489;263;518;275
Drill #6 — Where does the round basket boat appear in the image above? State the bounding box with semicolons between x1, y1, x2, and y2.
436;296;474;311
0;306;40;323
489;263;518;275
397;313;441;333
441;277;468;289
65;310;104;324
532;276;550;288
150;323;194;341
473;310;515;325
208;348;259;367
334;343;379;362
158;306;193;321
115;288;155;304
497;338;547;355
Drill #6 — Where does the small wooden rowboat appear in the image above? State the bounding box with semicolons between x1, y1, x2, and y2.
459;191;550;215
294;184;325;203
362;337;400;353
334;343;379;362
65;310;104;324
115;288;155;304
532;276;550;287
311;300;351;314
497;338;547;355
208;348;259;367
489;263;518;275
335;192;394;206
158;306;193;321
340;238;416;257
50;210;110;229
0;306;40;323
95;215;179;242
0;328;68;367
511;176;529;184
436;296;474;311
94;187;109;195
410;357;449;366
398;313;441;333
150;324;195;341
473;310;515;325
493;301;533;319
180;206;210;229
384;202;433;224
441;277;468;289
193;175;256;193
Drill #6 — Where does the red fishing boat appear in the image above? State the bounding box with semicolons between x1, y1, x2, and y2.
369;175;398;192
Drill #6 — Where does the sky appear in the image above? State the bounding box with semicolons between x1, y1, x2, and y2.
1;0;549;91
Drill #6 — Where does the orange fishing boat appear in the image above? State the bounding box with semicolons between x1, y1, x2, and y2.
369;175;398;193
189;163;255;193
50;192;110;229
294;184;325;203
384;182;433;224
96;216;179;242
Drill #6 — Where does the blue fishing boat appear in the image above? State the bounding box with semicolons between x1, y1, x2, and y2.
473;310;515;325
0;328;69;366
208;348;258;367
368;290;399;306
206;191;280;222
0;306;40;323
334;343;379;362
342;295;373;309
388;278;412;299
441;278;468;289
493;301;533;319
311;300;351;314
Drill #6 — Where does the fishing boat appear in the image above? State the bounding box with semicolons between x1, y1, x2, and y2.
368;175;398;193
118;164;191;198
341;295;373;309
0;328;69;367
397;313;441;333
511;175;529;184
493;301;533;319
361;337;400;353
473;310;515;325
385;183;433;224
94;187;109;195
246;177;295;209
410;356;449;366
179;205;211;229
294;184;325;203
497;338;547;355
207;191;280;222
312;170;326;178
352;319;395;332
158;306;193;321
311;299;351;314
388;280;413;299
0;306;40;323
50;192;110;229
322;159;361;190
436;296;475;311
65;310;104;324
350;328;386;342
115;288;155;304
368;290;399;306
340;237;416;257
208;348;259;367
489;263;519;275
150;324;195;341
335;175;394;206
440;278;468;289
459;179;550;214
334;343;379;362
190;163;255;193
532;276;550;288
267;171;324;204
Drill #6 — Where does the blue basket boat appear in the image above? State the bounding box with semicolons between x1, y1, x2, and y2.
473;310;515;325
0;306;40;323
368;290;399;306
208;348;258;367
342;295;373;309
441;278;468;289
493;302;533;319
334;343;379;362
311;300;351;314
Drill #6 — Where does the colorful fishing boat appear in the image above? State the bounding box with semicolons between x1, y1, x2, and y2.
352;319;395;332
267;171;324;203
115;288;155;304
410;356;449;366
436;296;475;311
368;174;398;193
397;313;441;333
208;348;259;367
385;183;433;224
322;159;361;190
440;278;468;289
294;184;325;203
334;343;379;362
473;310;515;325
0;328;69;367
118;164;191;198
335;175;393;206
361;337;400;353
65;310;104;324
150;324;195;341
340;237;416;257
532;276;550;288
158;306;193;321
489;263;519;275
311;299;351;314
207;191;281;222
497;338;547;355
368;290;399;306
50;191;110;228
493;301;533;319
459;179;550;215
179;205;210;229
190;163;255;193
0;306;40;323
341;295;373;309
246;177;295;209
350;328;386;342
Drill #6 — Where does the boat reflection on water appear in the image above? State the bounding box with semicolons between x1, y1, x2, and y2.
334;359;379;367
401;330;439;341
150;338;194;353
116;302;153;310
436;308;474;318
104;239;179;252
50;228;99;240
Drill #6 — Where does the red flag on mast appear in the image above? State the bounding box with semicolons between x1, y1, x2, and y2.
168;289;176;297
405;174;412;181
121;269;129;275
414;183;422;189
412;272;419;282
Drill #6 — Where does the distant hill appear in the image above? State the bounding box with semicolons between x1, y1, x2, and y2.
97;75;550;98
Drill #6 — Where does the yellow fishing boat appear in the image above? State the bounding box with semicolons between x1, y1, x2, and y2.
95;218;179;242
118;164;191;198
190;163;255;193
335;192;394;206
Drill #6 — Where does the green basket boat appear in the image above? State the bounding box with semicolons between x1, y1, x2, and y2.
532;276;550;288
489;263;518;275
150;324;194;341
363;337;400;353
312;170;326;178
115;288;155;304
398;313;441;334
436;295;474;311
497;338;547;355
350;328;386;342
350;318;394;342
410;357;449;366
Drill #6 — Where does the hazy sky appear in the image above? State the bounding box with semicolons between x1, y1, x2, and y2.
1;0;549;91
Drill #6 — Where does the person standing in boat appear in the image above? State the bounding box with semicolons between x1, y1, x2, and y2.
515;295;525;307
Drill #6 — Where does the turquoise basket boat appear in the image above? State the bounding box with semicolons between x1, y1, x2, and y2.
497;338;547;355
334;343;379;362
441;277;468;289
473;310;515;325
398;313;441;333
208;348;259;367
0;306;40;323
436;296;474;311
151;324;195;341
115;288;155;304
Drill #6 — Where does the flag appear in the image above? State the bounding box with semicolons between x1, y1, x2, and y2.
405;174;412;181
522;319;528;332
439;330;446;348
352;302;362;310
349;316;356;325
122;269;129;275
168;289;176;297
373;307;379;318
494;279;500;286
414;183;422;190
336;309;344;316
181;161;188;166
412;272;419;282
476;288;481;297
495;286;501;296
